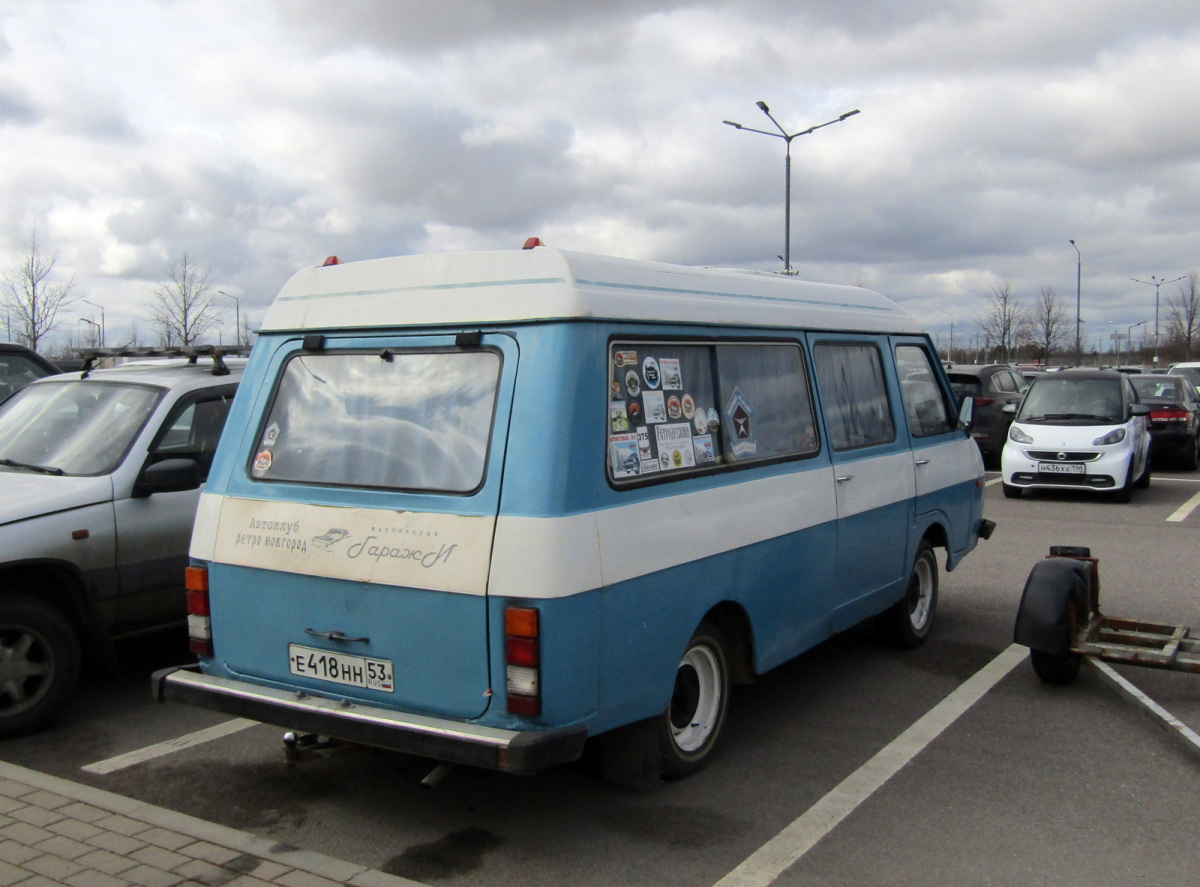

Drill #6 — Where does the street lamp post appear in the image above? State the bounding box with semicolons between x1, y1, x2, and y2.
1131;275;1185;367
80;299;105;348
1069;240;1081;366
1127;320;1148;365
78;317;100;349
938;309;954;363
724;103;860;274
217;290;241;348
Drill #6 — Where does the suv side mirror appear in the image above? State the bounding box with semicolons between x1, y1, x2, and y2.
134;458;202;498
957;396;974;432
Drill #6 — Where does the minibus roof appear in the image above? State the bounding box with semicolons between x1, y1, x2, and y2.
260;246;924;335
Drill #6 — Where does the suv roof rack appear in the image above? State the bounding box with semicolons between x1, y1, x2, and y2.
77;345;251;378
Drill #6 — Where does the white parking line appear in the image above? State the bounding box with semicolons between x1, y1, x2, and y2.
713;644;1028;887
1166;488;1200;522
82;718;259;775
1086;658;1200;759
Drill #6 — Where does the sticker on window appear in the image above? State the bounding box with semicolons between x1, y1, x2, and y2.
725;387;757;456
610;434;640;477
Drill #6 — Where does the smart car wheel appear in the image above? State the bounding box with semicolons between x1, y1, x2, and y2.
0;596;81;738
877;540;938;648
658;622;730;779
1002;482;1022;499
1113;462;1133;503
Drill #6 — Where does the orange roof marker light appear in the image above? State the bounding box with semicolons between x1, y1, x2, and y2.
322;256;341;266
522;237;544;250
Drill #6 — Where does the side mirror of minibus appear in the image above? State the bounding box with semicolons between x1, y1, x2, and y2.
134;458;202;498
957;396;974;432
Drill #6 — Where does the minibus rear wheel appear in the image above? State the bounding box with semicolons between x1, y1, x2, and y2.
658;621;730;779
877;540;938;648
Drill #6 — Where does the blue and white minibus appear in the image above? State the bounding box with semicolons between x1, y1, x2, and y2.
155;243;993;781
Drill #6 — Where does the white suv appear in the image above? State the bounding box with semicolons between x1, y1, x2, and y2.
0;348;244;736
1001;369;1150;501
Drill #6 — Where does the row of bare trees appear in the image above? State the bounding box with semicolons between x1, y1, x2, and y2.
974;273;1200;366
1;229;240;355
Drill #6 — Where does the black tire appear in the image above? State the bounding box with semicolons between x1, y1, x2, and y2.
1030;649;1082;685
0;596;82;738
1133;456;1151;489
1002;482;1022;499
877;540;938;648
658;622;730;780
1182;436;1200;472
1113;462;1133;503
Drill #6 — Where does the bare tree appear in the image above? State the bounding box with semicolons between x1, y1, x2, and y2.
0;228;77;352
1026;286;1069;365
1164;271;1200;361
148;254;221;346
975;280;1027;364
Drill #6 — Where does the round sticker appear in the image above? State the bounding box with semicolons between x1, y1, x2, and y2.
625;369;641;397
253;449;273;472
667;395;681;419
629;401;643;423
673;449;682;467
642;357;661;389
660;451;671;468
694;412;707;434
681;393;695;419
707;408;720;433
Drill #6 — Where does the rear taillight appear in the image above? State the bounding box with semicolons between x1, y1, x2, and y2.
975;396;996;407
1151;408;1189;423
185;566;213;656
505;605;540;716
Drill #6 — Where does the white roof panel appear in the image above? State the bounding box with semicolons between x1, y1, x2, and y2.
260;247;923;335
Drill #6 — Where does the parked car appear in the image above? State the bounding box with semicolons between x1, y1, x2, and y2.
947;364;1028;464
0;347;244;736
1129;374;1200;470
0;343;59;403
1000;369;1150;501
1167;361;1200;396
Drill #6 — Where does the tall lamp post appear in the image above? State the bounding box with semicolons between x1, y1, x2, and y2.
80;299;105;348
724;103;860;274
938;309;955;363
1131;275;1184;366
1069;240;1081;366
1127;320;1148;365
78;317;101;349
217;290;241;348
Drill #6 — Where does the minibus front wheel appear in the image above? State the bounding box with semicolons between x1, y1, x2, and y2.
658;621;730;779
877;540;938;648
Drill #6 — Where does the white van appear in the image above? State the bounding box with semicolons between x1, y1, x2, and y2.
155;244;992;781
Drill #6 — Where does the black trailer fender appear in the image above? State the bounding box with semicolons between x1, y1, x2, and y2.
1013;557;1092;656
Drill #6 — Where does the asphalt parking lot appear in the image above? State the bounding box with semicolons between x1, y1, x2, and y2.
2;472;1198;887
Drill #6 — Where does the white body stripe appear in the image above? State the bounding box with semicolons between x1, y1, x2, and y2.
833;450;914;516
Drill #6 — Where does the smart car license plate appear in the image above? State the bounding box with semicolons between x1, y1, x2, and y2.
1038;462;1085;475
288;644;394;692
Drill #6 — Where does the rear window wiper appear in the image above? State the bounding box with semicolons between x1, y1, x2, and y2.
0;458;65;475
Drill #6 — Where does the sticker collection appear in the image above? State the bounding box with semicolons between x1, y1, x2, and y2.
609;349;753;478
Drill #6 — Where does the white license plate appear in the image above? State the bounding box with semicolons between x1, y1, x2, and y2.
1038;462;1086;475
288;644;394;692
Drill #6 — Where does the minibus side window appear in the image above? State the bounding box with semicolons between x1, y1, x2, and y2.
608;340;815;483
894;344;954;437
813;342;896;451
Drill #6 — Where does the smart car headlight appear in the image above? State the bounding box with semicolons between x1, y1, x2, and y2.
1092;427;1127;446
1008;425;1034;444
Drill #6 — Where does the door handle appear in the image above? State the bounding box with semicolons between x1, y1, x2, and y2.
915;459;930;466
836;474;853;483
305;629;370;644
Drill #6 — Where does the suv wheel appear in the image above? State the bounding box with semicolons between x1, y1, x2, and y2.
0;597;81;737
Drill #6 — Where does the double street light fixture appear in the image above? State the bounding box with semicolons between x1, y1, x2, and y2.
724;103;860;275
1131;275;1185;366
80;299;105;348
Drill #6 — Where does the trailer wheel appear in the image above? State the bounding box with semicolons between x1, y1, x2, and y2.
877;540;938;648
658;622;729;780
1030;649;1082;685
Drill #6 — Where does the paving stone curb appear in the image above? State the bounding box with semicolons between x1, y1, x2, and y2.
0;761;423;887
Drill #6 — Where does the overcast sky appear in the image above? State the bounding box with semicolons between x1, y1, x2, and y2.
2;0;1199;356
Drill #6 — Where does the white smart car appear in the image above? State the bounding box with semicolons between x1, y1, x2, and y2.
1001;369;1151;501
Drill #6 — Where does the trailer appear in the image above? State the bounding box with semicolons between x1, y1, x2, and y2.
1014;545;1200;684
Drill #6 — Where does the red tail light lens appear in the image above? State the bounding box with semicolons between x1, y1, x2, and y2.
185;566;213;656
975;396;996;407
1151;409;1188;422
505;605;541;716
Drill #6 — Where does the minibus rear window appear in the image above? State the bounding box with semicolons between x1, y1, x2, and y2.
250;350;501;493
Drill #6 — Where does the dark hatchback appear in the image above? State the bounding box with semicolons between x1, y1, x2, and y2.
948;364;1028;464
1129;374;1200;470
0;343;59;403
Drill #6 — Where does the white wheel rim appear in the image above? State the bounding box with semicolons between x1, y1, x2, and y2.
909;555;935;631
670;644;723;753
